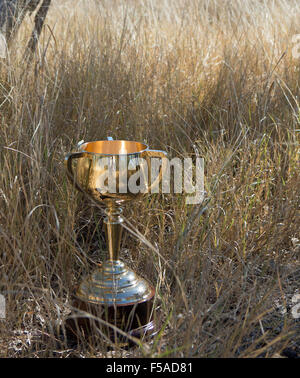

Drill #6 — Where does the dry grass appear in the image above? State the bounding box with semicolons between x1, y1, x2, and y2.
0;0;299;357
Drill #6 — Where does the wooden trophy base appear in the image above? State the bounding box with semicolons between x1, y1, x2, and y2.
63;260;157;347
64;292;156;347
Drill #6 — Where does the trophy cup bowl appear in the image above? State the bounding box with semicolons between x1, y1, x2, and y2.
64;139;167;344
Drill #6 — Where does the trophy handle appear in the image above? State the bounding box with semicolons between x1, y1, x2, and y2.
65;151;88;193
142;149;167;194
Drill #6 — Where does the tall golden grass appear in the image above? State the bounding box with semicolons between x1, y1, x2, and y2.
0;0;299;357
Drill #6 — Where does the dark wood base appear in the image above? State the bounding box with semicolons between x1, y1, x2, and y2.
64;294;156;347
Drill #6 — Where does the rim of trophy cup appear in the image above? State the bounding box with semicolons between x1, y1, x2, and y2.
78;140;149;156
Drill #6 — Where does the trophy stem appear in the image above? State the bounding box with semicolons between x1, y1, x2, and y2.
104;205;123;261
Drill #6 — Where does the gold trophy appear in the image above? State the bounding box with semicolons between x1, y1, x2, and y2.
64;138;167;344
